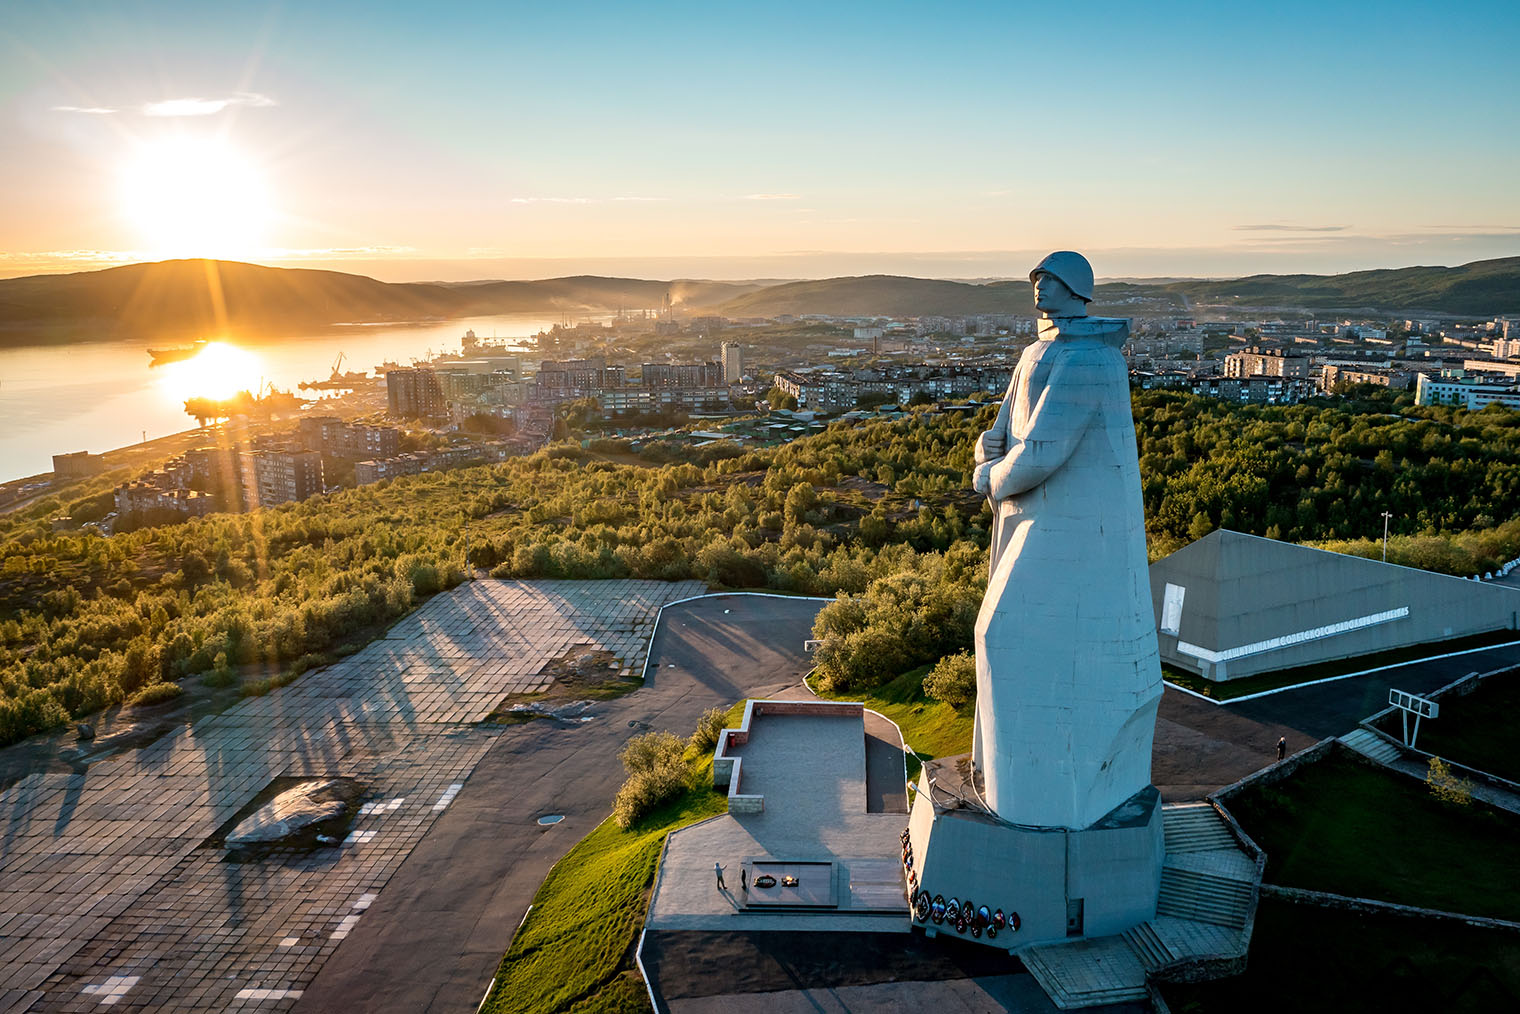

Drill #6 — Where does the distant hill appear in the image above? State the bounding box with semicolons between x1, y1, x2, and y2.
0;260;763;344
1163;257;1520;315
2;255;1516;345
447;276;762;315
716;275;1030;317
716;274;1188;318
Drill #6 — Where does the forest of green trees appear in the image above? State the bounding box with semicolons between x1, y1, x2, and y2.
5;388;1520;745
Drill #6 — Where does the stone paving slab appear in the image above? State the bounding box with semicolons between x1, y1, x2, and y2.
0;579;702;1014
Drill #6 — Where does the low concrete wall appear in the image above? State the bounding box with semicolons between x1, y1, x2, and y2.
1261;884;1520;933
711;699;866;815
1211;736;1339;804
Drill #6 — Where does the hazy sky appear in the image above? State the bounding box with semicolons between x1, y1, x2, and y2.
3;0;1518;281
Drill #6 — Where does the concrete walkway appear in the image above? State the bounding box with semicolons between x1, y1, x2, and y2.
299;591;827;1013
0;585;833;1014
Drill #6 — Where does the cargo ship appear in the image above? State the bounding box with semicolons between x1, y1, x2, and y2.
147;340;208;366
298;352;376;391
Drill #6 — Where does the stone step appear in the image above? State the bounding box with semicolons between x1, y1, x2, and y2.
1120;920;1175;970
1341;728;1403;765
1157;868;1252;929
1020;945;1148;1010
1162;805;1237;852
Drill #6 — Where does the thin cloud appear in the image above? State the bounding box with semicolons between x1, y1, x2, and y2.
510;196;666;204
141;92;276;117
1234;224;1349;233
263;245;418;258
1420;224;1520;233
52;105;116;115
744;193;801;201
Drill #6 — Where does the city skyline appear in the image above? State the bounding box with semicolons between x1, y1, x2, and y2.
3;0;1519;281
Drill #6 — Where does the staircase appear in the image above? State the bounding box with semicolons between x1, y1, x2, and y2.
1156;865;1253;929
1120;921;1175;971
1157;803;1255;929
1341;727;1403;765
1019;802;1260;1009
1021;938;1149;1009
1162;803;1235;852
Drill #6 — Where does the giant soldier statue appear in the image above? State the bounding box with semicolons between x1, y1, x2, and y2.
970;251;1162;830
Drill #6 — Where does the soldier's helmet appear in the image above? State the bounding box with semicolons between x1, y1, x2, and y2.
1028;251;1094;302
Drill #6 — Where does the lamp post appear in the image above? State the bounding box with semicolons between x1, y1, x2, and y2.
1382;511;1393;562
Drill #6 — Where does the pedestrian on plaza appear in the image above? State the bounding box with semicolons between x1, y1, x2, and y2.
715;862;726;890
741;867;748;893
1276;737;1287;762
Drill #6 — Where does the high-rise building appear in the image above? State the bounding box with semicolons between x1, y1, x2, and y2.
386;368;447;418
297;417;402;459
641;362;722;388
52;451;106;478
244;448;324;507
720;342;744;384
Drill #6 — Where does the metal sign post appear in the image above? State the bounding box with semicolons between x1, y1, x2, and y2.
1388;688;1439;748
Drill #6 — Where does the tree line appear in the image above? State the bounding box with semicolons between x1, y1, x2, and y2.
6;388;1520;745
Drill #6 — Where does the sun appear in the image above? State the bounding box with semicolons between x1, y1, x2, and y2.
159;341;263;404
119;136;273;260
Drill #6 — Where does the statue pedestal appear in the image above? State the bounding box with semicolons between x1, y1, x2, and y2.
902;759;1161;949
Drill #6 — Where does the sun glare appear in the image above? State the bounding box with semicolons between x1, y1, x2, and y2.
120;137;272;260
158;341;263;404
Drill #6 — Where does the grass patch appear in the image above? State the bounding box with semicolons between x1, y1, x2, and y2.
812;665;973;781
1160;895;1520;1013
1163;629;1519;701
1377;669;1520;783
1226;749;1520;919
480;751;727;1014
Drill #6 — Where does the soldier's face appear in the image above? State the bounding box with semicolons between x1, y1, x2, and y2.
1033;272;1076;314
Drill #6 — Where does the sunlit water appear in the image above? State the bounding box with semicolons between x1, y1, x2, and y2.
0;314;568;483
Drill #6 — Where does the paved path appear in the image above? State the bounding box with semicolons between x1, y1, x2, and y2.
666;974;1091;1013
0;580;699;1014
11;578;1492;1013
1152;689;1317;801
296;592;826;1014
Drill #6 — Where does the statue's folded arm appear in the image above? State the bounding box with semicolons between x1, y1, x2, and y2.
986;357;1099;500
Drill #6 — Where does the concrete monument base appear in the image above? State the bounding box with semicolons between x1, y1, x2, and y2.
903;756;1162;950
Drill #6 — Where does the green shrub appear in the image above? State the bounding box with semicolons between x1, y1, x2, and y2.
618;730;684;775
612;731;689;829
199;651;237;688
689;706;727;752
922;650;977;708
124;681;184;709
0;687;69;743
812;543;986;692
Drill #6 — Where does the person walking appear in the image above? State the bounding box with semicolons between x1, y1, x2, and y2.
740;867;748;893
1276;737;1287;762
715;862;726;890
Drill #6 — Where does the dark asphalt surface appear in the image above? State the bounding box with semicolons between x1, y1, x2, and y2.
1225;640;1520;741
863;721;908;814
295;593;826;1014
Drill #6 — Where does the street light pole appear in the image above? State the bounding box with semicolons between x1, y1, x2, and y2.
1382;510;1393;562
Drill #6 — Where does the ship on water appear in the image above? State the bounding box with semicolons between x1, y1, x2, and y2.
146;339;208;366
298;352;376;391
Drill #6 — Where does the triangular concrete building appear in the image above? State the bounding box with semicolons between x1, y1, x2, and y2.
1148;530;1520;682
